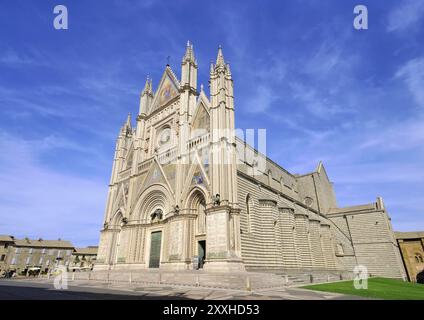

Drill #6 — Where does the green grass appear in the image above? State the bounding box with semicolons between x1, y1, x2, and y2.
302;277;424;300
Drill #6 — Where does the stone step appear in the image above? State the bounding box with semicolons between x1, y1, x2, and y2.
70;269;353;290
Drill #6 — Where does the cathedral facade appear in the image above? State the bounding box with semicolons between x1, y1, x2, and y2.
95;43;406;278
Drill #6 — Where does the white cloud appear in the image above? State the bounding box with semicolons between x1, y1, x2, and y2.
387;0;424;32
0;132;107;246
395;57;424;108
244;85;276;113
289;82;353;117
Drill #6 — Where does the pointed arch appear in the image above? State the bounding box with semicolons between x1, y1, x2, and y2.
110;210;124;227
134;184;173;222
186;187;207;235
108;210;124;264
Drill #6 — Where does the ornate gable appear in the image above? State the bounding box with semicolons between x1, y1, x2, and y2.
181;152;210;200
191;99;210;136
136;159;175;200
149;66;180;114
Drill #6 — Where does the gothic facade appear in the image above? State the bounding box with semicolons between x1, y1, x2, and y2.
95;43;406;278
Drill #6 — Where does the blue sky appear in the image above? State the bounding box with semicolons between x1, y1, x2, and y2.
0;0;423;246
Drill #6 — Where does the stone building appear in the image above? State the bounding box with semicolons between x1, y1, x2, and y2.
0;235;15;273
396;232;424;282
95;43;406;279
1;237;74;275
71;246;98;270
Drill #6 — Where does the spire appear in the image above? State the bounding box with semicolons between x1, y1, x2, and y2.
182;40;196;63
148;77;153;93
120;113;132;136
216;45;225;68
210;60;215;75
225;63;232;77
125;113;131;128
142;76;150;95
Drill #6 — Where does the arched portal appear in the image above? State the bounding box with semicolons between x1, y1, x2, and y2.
109;211;123;265
133;185;172;268
187;189;207;269
187;189;207;235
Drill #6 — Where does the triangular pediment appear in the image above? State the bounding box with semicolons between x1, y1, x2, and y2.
181;153;210;199
136;158;175;199
124;142;134;170
112;182;129;215
191;99;210;137
149;66;180;114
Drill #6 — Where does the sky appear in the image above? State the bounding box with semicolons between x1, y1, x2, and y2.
0;0;423;247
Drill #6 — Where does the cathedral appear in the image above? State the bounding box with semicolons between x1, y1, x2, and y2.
95;43;406;279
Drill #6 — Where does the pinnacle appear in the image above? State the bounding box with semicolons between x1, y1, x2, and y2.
183;40;196;63
216;45;225;67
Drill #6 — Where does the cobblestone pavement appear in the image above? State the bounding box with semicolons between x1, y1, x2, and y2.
0;278;371;300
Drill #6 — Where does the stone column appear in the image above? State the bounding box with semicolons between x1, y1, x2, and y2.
256;200;280;269
294;212;313;268
278;207;299;269
309;219;325;269
131;226;145;264
163;216;190;270
320;223;337;270
204;205;244;272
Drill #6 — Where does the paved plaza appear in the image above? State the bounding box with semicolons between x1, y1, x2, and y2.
0;278;370;300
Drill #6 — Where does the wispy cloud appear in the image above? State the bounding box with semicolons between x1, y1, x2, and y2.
387;0;424;32
395;57;424;108
0;50;33;65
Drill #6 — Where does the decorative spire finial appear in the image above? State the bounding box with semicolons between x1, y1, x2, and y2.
183;40;195;63
216;45;225;68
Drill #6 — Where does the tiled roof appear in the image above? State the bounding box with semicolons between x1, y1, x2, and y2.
13;238;74;249
73;246;98;255
395;231;424;240
0;235;14;242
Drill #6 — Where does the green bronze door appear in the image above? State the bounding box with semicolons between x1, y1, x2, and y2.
149;231;162;268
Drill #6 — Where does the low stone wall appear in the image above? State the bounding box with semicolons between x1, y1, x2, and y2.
70;269;354;290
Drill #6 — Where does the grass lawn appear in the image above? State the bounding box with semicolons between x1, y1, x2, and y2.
302;277;424;300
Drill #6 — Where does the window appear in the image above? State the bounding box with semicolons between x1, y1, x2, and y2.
15;248;20;254
57;250;61;258
41;248;46;254
39;257;44;265
66;250;72;256
336;243;345;256
267;170;272;185
25;256;31;265
11;257;17;265
28;248;33;254
0;255;5;261
246;194;252;233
